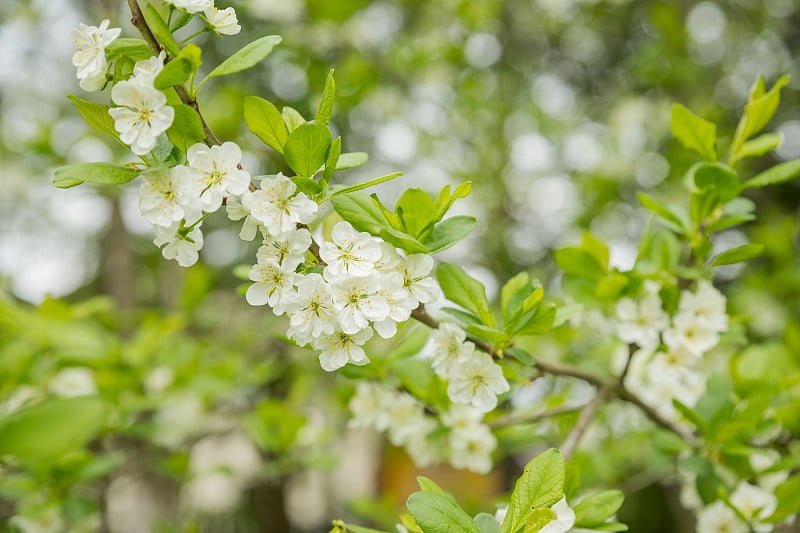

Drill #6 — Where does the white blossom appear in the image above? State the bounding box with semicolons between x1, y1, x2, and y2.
132;52;166;83
138;166;201;227
696;501;748;533
401;253;439;305
446;353;509;412
186;142;251;212
329;274;390;334
372;271;415;339
246;260;295;308
730;482;778;533
226;195;260;241
680;280;728;332
48;367;97;397
348;382;393;431
164;0;213;13
539;497;576;533
427;323;476;379
72;19;120;91
320;221;382;279
405;417;444;467
152;396;205;449
153;222;204;267
614;292;669;350
663;310;721;356
386;393;429;446
284;273;338;344
204;6;241;35
448;422;496;474
312;327;373;371
109;78;174;155
242;174;318;236
257;228;312;271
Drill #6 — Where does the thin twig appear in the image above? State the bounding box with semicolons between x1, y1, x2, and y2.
562;385;609;460
488;404;584;428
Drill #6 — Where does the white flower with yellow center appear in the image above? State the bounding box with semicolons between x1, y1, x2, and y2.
186;142;251;212
329;274;390;334
49;367;97;398
446;352;509;412
226;195;260;241
204;6;241;35
138;166;201;227
663;310;721;356
284;273;338;344
386;393;429;446
679;280;729;332
539;497;576;533
372;271;414;339
448;421;496;474
400;253;439;306
242;174;318;236
696;501;748;533
132;51;166;83
72;19;120;91
153;222;204;267
109;79;174;155
312;327;373;371
257;228;312;271
246;260;295;309
614;292;669;350
427;323;476;379
730;483;778;533
321;221;382;279
348;382;394;431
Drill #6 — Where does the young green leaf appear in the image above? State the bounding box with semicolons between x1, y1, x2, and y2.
406;491;480;533
637;192;690;234
321;173;403;203
421;215;477;254
417;476;448;496
284;123;332;178
500;448;565;533
169;10;193;32
335;152;369;170
141;2;180;56
244;96;288;153
105;38;152;61
436;263;495;327
474;513;501;533
154;56;192;89
53;163;140;188
396;188;438;237
524;507;557;532
691;162;739;203
573;490;624;528
670;103;717;161
380;227;429;254
317;68;336;126
553;248;606;281
67;95;121;142
710;243;764;266
323;136;342;183
741;75;789;142
330;191;390;235
166;104;206;153
737;133;782;160
282;106;306;132
201;35;282;84
741;159;800;189
0;397;106;466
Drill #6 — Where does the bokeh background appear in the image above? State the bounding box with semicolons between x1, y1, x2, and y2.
2;0;800;531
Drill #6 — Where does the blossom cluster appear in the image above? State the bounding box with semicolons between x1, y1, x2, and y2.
425;323;510;412
348;382;498;474
616;281;729;424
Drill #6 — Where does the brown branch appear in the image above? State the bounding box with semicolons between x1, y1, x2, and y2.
488;404;584;428
127;0;220;146
562;385;609;460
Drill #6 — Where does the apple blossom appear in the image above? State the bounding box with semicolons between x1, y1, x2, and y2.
204;6;241;35
72;19;120;91
109;78;174;155
242;174;318;236
312;327;373;371
446;352;509;412
186;142;251;212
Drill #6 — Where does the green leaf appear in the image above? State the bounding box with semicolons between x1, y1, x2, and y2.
154;44;201;89
284;123;332;178
244;96;288;153
690;188;719;227
465;324;511;346
553;248;606;281
523;508;557;532
335;152;369;170
340;524;392;533
737;133;782;159
316;68;336;126
581;232;609;270
766;475;800;523
670;103;717;160
741;75;789;141
742;159;800;189
422;216;477;254
500;449;565;533
436;263;495;327
292;176;323;195
396;188;438;237
637;192;689;234
509;303;557;337
323;136;342;184
417;477;448;496
169;10;193;31
441;307;483;326
53;163;139;188
322;173;403;203
105;38;152;61
505;347;534;365
203;35;282;83
0;397;106;466
573;490;625;528
501;273;531;324
380;227;429;254
67;95;121;142
711;243;764;266
282;106;306;132
691;162;739;203
331;191;390;235
474;513;501;533
141;2;180;56
166;104;205;153
591;523;628;532
406;491;480;533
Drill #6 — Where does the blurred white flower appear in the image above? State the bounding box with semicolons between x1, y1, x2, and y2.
48;367;97;397
153;395;205;448
696;501;747;533
348;382;393;431
448;422;496;474
730;482;778;533
427;323;476;379
446;353;509;412
663;311;721;356
614;292;668;350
